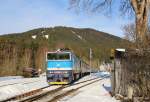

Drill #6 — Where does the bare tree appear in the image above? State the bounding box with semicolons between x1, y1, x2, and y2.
70;0;150;48
123;23;136;42
122;23;138;49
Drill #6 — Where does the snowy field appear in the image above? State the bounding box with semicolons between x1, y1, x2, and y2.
0;72;119;102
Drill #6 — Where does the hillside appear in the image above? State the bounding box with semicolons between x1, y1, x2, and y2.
0;26;125;76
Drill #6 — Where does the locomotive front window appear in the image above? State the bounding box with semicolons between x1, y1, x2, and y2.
47;53;70;60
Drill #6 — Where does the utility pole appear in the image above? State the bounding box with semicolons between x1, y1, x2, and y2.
89;48;92;75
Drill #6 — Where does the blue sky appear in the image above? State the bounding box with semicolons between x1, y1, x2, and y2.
0;0;131;37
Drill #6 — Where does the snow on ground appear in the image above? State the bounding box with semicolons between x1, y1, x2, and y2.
0;76;23;81
71;30;86;42
60;72;119;102
0;72;118;102
0;76;48;101
74;71;110;84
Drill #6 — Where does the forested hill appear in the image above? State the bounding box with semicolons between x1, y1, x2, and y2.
0;26;125;76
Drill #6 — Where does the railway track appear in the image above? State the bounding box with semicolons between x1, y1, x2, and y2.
47;75;109;102
20;77;104;102
2;75;109;102
7;76;108;102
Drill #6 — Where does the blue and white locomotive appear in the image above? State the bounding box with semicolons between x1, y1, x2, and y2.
46;50;90;84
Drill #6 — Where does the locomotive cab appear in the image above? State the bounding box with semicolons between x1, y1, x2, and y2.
46;51;73;84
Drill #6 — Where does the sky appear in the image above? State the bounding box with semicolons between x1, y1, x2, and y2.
0;0;132;37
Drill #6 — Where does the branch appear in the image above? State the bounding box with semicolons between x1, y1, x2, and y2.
120;0;134;17
92;0;112;12
131;0;138;13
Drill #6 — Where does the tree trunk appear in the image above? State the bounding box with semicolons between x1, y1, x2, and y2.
136;14;147;47
134;0;149;48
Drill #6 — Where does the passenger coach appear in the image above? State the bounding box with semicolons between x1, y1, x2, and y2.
46;50;90;85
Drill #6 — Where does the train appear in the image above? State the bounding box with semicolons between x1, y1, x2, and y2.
46;49;90;85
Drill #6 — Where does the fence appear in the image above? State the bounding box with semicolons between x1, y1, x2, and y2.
111;49;150;102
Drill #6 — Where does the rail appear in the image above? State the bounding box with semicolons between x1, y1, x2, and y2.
7;75;109;102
